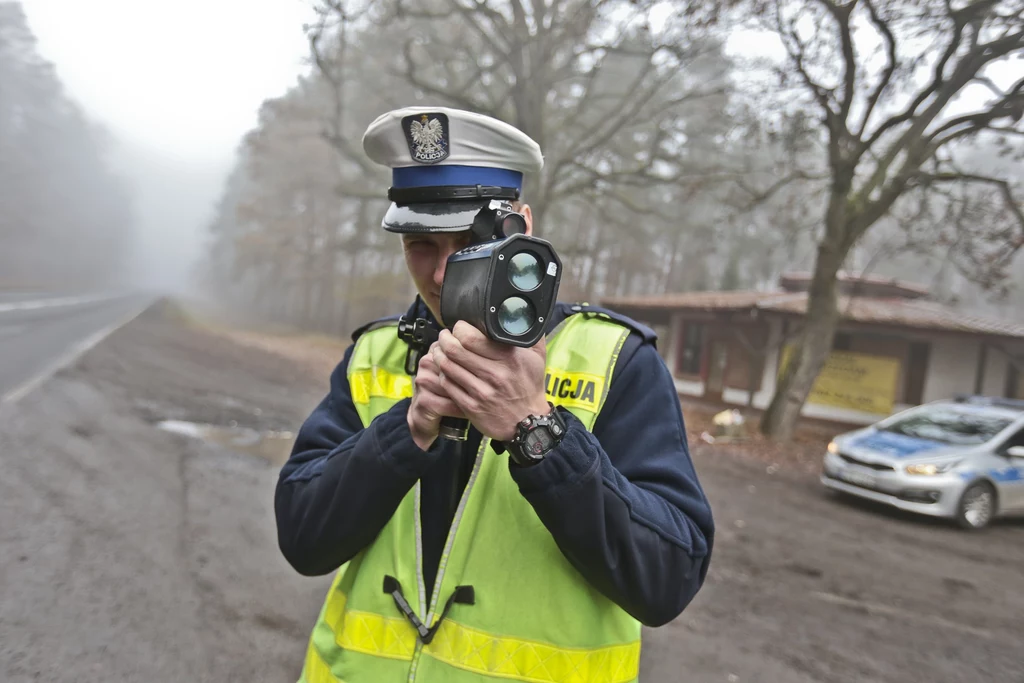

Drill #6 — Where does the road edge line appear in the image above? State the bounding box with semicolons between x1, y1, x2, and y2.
0;292;118;314
0;299;154;406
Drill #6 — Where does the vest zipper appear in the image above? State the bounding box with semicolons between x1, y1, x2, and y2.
408;440;488;682
422;437;488;632
413;482;427;618
409;482;427;683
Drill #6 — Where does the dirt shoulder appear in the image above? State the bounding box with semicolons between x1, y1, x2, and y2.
1;301;1021;683
680;399;837;476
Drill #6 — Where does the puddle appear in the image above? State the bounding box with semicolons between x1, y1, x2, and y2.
157;420;295;465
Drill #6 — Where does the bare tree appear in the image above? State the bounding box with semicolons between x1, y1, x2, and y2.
311;0;735;230
200;65;417;335
735;0;1024;439
203;2;767;334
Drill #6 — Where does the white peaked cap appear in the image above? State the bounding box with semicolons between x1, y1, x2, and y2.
361;106;543;232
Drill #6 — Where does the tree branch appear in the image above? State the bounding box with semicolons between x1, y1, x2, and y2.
926;75;1024;147
918;171;1024;230
861;6;969;152
732;169;829;211
815;0;857;125
553;161;741;200
973;75;1008;98
546;54;666;191
307;3;377;176
391;39;500;118
856;0;898;137
987;126;1024;139
855;30;1023;207
775;1;835;118
447;0;512;56
563;57;660;153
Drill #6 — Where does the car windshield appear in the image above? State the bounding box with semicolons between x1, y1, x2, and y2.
881;408;1013;446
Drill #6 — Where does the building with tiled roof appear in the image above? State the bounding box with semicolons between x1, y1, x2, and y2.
601;274;1024;425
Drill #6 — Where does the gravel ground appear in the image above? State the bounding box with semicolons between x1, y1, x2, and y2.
1;301;1022;683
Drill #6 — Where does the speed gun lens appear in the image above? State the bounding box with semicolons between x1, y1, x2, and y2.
509;252;543;291
498;296;534;336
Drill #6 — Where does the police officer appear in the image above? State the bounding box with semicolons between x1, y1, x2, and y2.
275;107;714;683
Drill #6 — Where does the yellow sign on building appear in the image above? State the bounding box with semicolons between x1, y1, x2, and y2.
780;346;901;415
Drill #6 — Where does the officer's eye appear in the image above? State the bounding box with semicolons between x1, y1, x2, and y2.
404;239;435;252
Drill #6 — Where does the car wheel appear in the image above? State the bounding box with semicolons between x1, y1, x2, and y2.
956;482;996;530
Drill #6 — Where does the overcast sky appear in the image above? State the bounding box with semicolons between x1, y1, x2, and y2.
21;0;315;162
20;0;317;292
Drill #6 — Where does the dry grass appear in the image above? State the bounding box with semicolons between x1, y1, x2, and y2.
173;300;349;379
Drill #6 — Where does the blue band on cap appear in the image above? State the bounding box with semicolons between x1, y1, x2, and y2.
392;165;523;190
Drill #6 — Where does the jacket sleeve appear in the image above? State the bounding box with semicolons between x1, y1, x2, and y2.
275;345;443;576
509;336;714;627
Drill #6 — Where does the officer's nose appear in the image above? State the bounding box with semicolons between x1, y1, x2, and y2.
432;255;447;291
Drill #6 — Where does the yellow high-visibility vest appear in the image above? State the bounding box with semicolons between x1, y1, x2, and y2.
299;312;641;683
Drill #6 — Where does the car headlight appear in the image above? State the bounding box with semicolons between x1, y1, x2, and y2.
827;441;839;454
906;461;960;476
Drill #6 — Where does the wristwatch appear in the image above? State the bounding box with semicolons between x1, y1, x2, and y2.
506;403;567;467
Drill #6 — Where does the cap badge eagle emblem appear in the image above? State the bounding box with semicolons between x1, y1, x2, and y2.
402;113;450;164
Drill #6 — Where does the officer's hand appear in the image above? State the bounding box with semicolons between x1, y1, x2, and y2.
408;350;465;451
432;321;549;442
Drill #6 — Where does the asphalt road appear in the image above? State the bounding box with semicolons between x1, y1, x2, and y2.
0;292;148;403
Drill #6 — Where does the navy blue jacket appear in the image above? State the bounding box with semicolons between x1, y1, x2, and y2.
275;301;714;627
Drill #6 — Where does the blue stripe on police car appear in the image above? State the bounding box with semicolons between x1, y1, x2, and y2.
851;431;944;458
989;467;1024;483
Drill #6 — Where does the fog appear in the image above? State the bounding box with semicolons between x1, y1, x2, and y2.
108;137;231;294
5;0;314;296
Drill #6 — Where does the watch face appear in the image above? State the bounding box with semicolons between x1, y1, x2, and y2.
525;428;555;455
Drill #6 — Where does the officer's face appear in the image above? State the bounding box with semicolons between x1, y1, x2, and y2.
402;205;533;324
403;231;472;322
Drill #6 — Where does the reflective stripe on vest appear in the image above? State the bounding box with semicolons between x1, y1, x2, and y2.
303;590;640;683
350;367;413;407
299;313;640;683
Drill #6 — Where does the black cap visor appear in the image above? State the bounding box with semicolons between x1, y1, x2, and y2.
382;200;490;233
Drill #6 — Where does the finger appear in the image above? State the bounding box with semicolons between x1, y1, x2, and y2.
529;336;548;358
415;369;441;393
437;367;481;417
415;364;451;398
412;372;465;417
437;329;493;377
419;347;458;385
420;392;466;419
432;344;493;401
418;350;439;374
451;321;508;362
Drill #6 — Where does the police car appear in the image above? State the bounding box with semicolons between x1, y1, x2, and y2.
821;396;1024;529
